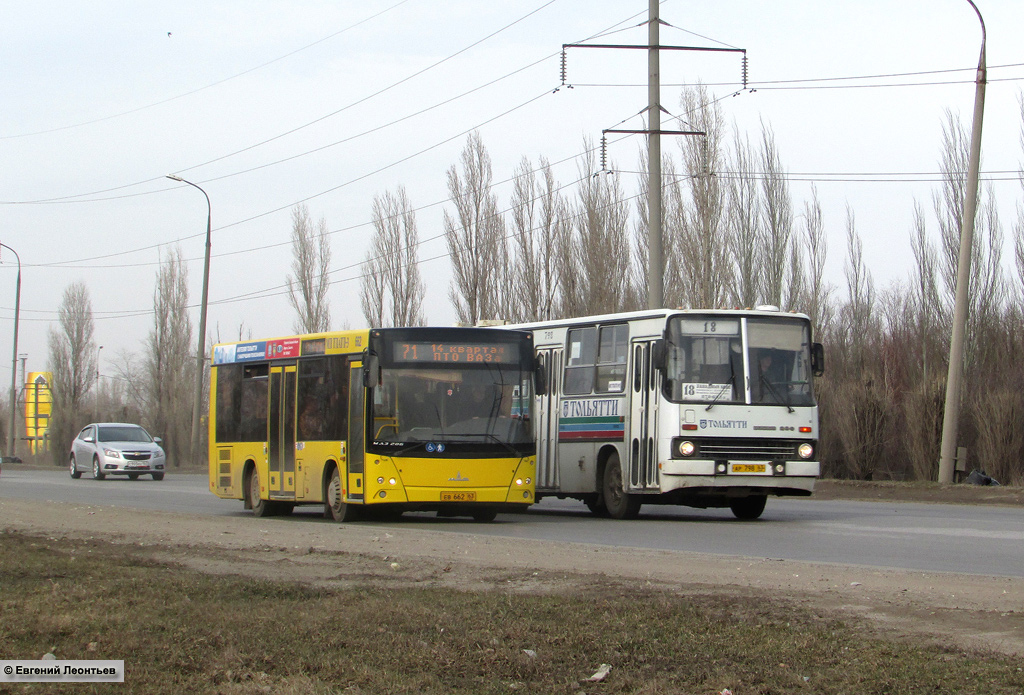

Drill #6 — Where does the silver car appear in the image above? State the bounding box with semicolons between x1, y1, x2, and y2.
69;423;167;481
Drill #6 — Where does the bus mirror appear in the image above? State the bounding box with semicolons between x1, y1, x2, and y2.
811;343;825;377
534;359;547;397
362;351;380;388
651;339;667;372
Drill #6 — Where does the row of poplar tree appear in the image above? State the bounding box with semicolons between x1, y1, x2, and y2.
23;86;1024;484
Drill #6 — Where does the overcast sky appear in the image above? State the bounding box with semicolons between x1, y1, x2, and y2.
2;0;1023;387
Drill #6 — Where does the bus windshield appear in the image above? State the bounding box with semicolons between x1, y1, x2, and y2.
663;315;815;407
370;363;534;455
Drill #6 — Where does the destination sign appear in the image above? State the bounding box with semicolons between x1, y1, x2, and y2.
392;341;516;364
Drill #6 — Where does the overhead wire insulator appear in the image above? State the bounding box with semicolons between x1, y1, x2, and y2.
741;52;749;90
600;134;608;173
560;48;567;86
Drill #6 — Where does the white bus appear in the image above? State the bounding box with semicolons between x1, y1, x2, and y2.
507;307;824;520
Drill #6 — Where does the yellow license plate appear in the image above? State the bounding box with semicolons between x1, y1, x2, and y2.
732;464;766;473
441;491;477;502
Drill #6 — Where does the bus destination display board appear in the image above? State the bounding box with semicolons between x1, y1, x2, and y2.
392;342;517;364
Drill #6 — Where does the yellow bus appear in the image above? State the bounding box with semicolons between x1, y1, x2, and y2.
208;326;539;522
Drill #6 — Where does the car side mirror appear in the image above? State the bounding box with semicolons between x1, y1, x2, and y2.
153;437;163;445
84;436;95;443
811;342;825;377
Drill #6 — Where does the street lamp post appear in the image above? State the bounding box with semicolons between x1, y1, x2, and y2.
94;345;103;422
1;242;22;459
166;174;212;466
938;0;986;484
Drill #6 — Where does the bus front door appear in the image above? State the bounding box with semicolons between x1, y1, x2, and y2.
346;362;365;502
267;364;297;501
629;340;660;490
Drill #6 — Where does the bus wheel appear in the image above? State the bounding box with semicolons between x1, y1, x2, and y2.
584;495;608;518
471;507;498;523
249;467;273;517
729;495;767;520
602;453;640;520
326;466;359;522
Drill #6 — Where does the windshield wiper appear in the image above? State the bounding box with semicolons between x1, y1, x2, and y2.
759;374;795;413
447;431;524;457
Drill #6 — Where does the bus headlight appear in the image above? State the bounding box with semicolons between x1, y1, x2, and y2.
797;443;814;459
377;477;385;484
678;440;695;457
515;478;523;486
388;478;397;486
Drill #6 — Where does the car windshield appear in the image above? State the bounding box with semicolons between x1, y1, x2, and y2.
97;426;152;443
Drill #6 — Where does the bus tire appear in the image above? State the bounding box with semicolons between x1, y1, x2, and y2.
730;495;767;520
249;467;274;517
326;466;359;522
602;452;640;520
584;495;608;517
471;506;498;523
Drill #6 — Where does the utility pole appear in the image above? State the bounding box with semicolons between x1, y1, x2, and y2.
647;0;663;310
561;4;746;309
938;0;986;484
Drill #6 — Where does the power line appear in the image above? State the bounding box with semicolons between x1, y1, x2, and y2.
0;0;415;141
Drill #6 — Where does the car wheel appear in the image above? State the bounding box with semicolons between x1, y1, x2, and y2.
92;456;105;481
69;455;81;479
325;465;359;522
602;452;640;520
152;472;165;481
128;473;140;481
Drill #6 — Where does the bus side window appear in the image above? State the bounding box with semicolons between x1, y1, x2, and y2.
564;327;597;395
240;364;269;442
215;363;242;443
596;324;628;393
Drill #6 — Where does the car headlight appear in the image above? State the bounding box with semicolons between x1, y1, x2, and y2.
103;448;121;458
797;443;814;459
678;440;695;457
153;450;164;459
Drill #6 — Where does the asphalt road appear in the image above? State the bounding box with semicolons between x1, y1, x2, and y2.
2;467;1021;578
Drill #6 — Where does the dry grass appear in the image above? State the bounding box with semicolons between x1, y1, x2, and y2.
2;532;1023;695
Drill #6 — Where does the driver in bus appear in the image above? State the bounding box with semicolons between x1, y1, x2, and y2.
752;349;774;402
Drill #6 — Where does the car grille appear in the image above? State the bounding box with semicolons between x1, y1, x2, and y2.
122;451;152;461
687;438;809;460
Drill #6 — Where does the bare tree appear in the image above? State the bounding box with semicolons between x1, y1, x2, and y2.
759;122;793;307
841;207;875;372
445;132;505;325
564;141;633;316
287;204;332;334
934;109;1005;372
47;281;97;465
910;200;943;381
360;186;426;328
801;185;833;336
508;157;569;322
675;85;732;309
727;125;763;307
144;246;194;467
